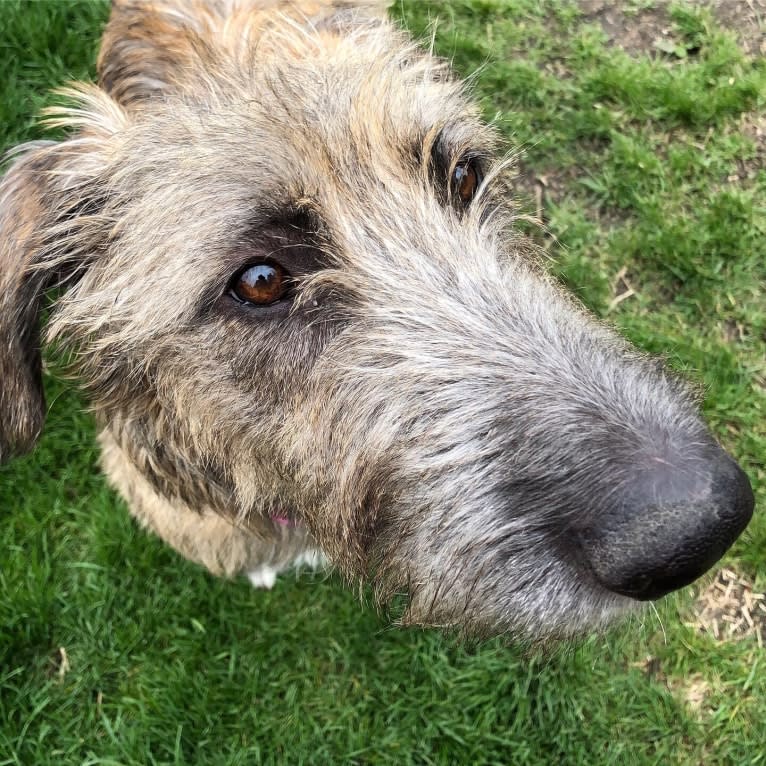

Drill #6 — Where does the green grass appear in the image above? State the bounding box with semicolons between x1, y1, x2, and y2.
1;1;764;763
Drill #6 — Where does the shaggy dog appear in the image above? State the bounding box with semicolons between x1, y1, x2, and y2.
0;0;753;642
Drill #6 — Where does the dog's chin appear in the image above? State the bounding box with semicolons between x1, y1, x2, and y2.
382;554;640;644
486;592;639;648
521;567;648;644
395;596;639;649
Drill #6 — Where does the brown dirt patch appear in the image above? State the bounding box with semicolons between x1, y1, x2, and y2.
579;1;673;57
710;0;766;57
734;113;766;185
579;1;766;59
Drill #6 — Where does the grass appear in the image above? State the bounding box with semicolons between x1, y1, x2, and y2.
1;1;764;763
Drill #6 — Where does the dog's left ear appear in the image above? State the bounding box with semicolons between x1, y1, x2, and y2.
0;87;124;462
98;0;394;107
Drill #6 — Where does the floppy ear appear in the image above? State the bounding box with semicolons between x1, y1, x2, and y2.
0;146;58;461
97;0;212;106
0;88;124;462
98;0;393;107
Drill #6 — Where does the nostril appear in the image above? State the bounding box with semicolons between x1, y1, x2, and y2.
577;445;754;601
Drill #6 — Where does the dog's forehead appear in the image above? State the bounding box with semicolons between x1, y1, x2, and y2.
233;32;484;175
116;29;486;213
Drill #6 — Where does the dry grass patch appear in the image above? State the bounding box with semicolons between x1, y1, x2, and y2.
688;567;765;645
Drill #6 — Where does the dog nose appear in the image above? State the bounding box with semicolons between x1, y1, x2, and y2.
577;444;754;601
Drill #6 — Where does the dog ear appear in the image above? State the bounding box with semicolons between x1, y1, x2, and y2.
0;87;124;462
97;0;210;106
0;147;56;461
98;0;393;107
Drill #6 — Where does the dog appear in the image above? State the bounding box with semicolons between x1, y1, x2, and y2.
0;0;754;643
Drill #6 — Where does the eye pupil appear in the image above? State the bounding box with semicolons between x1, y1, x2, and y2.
452;159;480;206
231;262;289;305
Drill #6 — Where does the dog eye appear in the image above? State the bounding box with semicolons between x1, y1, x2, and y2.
451;159;481;206
230;262;291;305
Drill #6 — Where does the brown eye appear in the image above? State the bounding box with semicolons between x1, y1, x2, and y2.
451;159;481;206
230;262;290;305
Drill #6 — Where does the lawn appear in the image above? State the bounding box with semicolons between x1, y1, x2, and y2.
1;1;764;764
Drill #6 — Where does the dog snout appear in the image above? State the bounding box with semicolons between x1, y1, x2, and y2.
576;443;754;601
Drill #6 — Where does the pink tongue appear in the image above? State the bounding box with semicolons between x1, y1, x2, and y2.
271;515;293;527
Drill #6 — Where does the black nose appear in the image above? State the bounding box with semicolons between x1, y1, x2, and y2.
578;444;754;601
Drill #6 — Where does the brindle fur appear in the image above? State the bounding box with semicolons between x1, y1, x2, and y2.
0;0;738;641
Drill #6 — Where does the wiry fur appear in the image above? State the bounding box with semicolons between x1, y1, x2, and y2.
0;0;744;643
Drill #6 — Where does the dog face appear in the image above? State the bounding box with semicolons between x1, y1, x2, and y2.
0;1;753;641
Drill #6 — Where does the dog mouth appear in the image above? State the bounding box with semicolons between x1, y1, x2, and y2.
270;513;299;527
